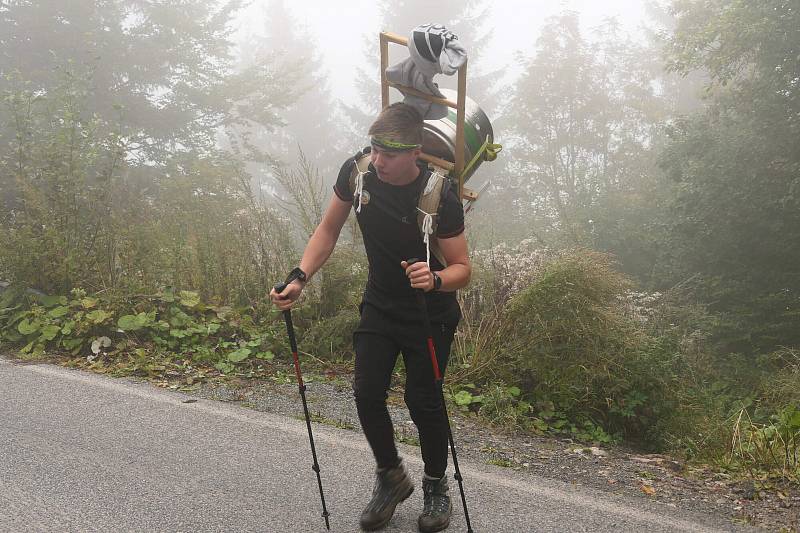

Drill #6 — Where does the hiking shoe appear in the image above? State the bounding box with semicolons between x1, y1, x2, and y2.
418;475;452;533
359;462;414;531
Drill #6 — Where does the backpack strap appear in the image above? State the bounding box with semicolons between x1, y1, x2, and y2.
417;168;449;267
348;153;372;213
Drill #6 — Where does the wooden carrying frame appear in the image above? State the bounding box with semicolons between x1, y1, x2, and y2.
379;31;477;202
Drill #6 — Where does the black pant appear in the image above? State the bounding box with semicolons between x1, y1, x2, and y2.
352;303;455;479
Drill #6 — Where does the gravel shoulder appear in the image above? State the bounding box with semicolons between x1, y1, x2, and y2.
181;367;797;532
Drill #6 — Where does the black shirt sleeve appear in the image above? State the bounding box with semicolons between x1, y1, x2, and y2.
436;184;465;239
334;147;372;202
333;157;355;202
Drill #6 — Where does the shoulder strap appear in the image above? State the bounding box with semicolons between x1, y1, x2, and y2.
417;168;449;267
348;153;372;213
350;154;369;197
348;153;372;196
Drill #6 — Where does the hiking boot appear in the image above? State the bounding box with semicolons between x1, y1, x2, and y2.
359;462;414;531
418;475;452;533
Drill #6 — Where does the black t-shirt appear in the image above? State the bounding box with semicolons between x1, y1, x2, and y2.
333;153;464;326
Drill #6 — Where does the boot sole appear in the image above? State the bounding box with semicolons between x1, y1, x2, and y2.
360;485;414;531
418;517;450;533
418;502;452;533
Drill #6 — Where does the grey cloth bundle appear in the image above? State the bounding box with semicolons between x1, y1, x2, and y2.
385;23;468;120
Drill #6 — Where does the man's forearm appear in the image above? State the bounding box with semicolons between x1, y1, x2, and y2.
298;224;340;282
437;263;471;292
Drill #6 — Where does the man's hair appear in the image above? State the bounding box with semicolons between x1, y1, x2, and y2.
368;103;424;148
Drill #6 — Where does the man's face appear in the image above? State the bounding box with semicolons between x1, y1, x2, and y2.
370;145;420;182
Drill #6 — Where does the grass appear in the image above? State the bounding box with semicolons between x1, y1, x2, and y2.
295;412;356;431
486;458;515;468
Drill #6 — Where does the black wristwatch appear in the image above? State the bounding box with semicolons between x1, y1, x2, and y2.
432;272;443;291
287;267;307;284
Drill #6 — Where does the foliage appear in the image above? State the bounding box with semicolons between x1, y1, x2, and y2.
473;385;530;431
729;406;800;484
0;68;293;301
666;0;800;90
0;69;123;293
449;240;552;384
449;249;686;447
0;285;284;377
448;381;615;444
763;348;800;410
0;0;305;303
497;250;683;446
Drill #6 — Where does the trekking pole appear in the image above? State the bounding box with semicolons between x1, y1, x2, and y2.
407;259;474;533
275;276;331;530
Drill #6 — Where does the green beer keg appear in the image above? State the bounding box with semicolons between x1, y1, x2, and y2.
422;89;498;183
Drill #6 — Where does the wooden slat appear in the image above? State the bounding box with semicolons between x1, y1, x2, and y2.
419;152;454;171
380;33;390;108
386;82;458;108
382;32;408;46
461;186;478;201
455;59;467;195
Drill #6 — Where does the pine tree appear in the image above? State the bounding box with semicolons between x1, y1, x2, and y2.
233;0;346;184
0;0;286;164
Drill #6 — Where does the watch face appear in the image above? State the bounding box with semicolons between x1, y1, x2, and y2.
290;267;306;282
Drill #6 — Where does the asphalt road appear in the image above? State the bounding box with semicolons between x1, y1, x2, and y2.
0;358;750;532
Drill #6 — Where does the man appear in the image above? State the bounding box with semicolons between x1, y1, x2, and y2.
270;103;470;533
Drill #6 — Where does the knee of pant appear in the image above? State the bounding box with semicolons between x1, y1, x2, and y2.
405;389;442;420
353;382;388;407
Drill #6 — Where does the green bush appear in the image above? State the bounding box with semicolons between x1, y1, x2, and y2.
498;250;678;447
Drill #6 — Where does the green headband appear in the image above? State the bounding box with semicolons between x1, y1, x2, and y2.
370;137;422;152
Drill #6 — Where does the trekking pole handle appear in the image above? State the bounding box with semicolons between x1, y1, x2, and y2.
274;277;297;295
405;257;427;297
274;265;306;295
405;256;429;291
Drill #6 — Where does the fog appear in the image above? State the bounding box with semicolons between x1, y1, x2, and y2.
233;0;649;107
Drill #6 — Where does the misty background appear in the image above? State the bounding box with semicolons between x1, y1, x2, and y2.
1;0;798;487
